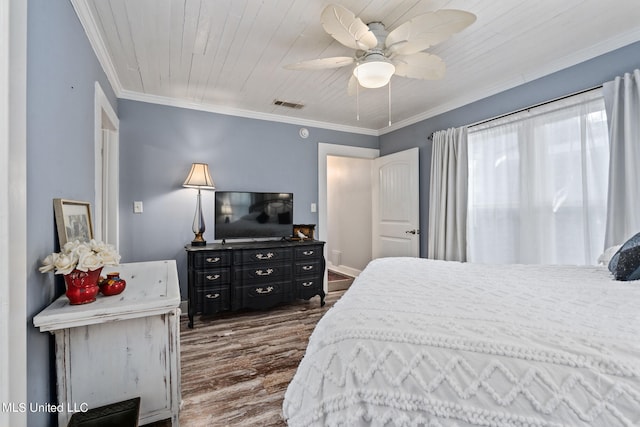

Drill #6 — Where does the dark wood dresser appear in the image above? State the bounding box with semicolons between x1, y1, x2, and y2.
186;240;325;328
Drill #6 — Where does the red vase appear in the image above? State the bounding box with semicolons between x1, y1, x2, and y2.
99;272;126;296
63;267;102;305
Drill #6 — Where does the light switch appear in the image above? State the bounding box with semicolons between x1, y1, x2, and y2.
311;203;317;213
133;201;143;213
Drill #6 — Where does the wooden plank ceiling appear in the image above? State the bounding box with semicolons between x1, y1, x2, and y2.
77;0;640;134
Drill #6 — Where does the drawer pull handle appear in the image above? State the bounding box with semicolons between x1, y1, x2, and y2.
206;274;221;281
302;281;314;287
255;268;274;276
206;257;221;263
255;252;274;260
205;293;220;299
255;286;274;294
302;265;314;271
303;250;314;256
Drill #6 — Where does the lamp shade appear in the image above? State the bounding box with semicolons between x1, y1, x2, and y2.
353;54;395;88
183;163;215;189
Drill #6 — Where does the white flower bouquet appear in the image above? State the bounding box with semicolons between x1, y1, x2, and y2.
39;239;121;275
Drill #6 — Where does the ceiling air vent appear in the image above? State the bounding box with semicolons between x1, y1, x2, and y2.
273;99;304;109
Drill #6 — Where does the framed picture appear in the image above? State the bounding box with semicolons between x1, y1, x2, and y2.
53;199;94;247
292;224;315;241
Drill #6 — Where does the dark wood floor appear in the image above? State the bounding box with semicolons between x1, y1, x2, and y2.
166;289;345;426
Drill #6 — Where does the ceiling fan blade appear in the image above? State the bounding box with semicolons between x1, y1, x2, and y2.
386;9;476;56
284;56;354;70
393;53;446;80
321;4;378;51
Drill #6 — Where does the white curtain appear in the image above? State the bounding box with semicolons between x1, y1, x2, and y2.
603;69;640;247
467;89;609;265
428;127;468;261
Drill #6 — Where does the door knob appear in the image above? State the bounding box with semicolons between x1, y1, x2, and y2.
405;229;420;235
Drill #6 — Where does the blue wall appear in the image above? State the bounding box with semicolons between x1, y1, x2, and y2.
117;100;379;298
379;41;640;256
23;1;640;423
26;1;117;425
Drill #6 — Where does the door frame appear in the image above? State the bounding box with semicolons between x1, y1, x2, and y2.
0;0;27;425
94;82;119;248
318;143;379;290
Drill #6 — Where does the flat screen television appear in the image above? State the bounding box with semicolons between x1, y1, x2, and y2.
214;191;293;241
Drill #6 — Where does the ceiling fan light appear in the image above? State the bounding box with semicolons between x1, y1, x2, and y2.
354;59;395;88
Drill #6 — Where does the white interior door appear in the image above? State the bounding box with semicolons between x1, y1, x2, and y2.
372;147;420;258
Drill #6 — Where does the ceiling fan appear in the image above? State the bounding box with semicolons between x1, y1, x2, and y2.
284;4;476;93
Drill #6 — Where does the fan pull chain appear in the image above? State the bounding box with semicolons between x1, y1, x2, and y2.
388;80;392;127
356;82;360;121
356;68;360;121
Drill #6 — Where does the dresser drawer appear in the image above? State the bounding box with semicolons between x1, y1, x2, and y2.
295;260;321;276
192;251;232;269
294;277;322;300
196;286;231;314
234;264;292;283
234;247;292;264
234;281;287;310
193;269;231;288
187;240;325;327
294;245;323;260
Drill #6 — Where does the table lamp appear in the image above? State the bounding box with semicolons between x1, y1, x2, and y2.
183;163;215;246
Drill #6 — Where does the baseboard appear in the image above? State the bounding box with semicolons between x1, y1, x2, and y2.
180;300;188;316
328;279;353;292
327;262;361;278
327;262;358;292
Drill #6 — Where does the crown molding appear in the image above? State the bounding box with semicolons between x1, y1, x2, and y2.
71;0;123;97
379;29;640;135
71;0;640;138
118;89;380;137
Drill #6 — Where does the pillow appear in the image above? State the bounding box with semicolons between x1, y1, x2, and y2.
608;232;640;281
598;245;622;266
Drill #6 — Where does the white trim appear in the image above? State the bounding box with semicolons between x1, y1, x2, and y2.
94;82;120;248
327;262;361;279
95;82;119;130
71;0;640;136
119;89;380;136
124;21;638;138
318;143;379;292
71;0;123;97
103;129;120;249
0;0;27;425
379;28;640;135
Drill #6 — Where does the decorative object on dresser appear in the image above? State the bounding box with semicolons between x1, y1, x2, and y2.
53;198;94;246
33;260;181;427
293;224;315;240
99;271;127;296
61;268;102;305
39;239;121;305
186;240;326;328
183;162;216;246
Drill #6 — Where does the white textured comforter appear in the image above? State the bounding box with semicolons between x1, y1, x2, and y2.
283;257;640;426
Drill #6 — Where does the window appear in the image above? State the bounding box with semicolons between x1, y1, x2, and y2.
467;90;609;265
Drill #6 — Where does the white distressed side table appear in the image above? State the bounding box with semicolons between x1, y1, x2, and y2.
34;260;182;427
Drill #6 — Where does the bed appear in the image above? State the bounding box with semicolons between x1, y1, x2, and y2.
283;257;640;426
